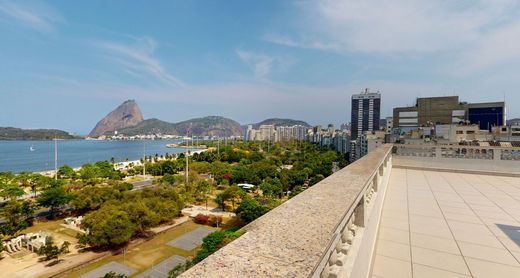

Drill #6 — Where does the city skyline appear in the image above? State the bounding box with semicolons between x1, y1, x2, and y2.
2;1;520;134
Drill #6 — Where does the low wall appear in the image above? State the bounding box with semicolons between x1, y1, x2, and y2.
393;144;520;161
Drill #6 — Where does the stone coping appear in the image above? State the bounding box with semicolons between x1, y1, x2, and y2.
180;145;393;278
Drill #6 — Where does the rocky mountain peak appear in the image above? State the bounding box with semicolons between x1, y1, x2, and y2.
88;100;144;137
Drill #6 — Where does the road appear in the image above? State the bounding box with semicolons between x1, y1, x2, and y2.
131;179;154;189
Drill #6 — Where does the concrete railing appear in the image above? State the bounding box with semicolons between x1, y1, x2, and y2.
393;144;520;161
181;144;393;278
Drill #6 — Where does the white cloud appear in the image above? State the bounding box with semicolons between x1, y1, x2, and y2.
263;33;340;51
236;50;275;79
0;1;64;33
268;0;518;53
264;0;520;76
95;37;186;88
452;20;520;75
236;49;296;80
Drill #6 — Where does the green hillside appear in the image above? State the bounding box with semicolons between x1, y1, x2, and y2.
0;127;81;140
115;116;243;137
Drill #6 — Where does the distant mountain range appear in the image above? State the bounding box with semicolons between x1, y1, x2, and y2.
88;100;244;137
115;116;243;137
87;101;311;138
1;100;313;140
0;127;80;140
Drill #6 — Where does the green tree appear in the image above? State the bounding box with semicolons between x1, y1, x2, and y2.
223;185;243;210
195;180;212;209
37;186;71;217
0;183;24;201
214;193;226;211
0;200;30;234
0;172;15;184
289;185;304;198
20;200;35;220
80;205;136;247
161;160;178;174
37;239;70;262
57;165;75;179
259;178;283;198
123;201;160;234
192;229;241;264
69;186;124;212
16;172;32;190
235;197;268;223
28;173;49;197
95;161;122;180
190;161;211;173
161;173;178;185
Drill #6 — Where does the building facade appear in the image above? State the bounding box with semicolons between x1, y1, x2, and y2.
393;96;506;131
351;88;381;139
393;96;467;129
468;102;506;131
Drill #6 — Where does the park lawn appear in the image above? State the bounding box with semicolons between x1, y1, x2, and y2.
22;218;80;241
65;220;217;277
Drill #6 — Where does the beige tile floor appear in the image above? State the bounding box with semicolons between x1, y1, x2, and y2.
371;168;520;278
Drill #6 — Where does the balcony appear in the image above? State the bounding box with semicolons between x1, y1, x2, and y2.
181;144;520;277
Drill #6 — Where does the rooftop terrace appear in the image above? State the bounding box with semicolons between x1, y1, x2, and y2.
181;145;520;278
372;165;520;277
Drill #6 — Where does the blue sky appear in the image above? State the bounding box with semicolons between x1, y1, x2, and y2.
1;0;520;134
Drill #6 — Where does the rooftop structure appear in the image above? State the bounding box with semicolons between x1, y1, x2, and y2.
181;143;520;278
393;96;506;131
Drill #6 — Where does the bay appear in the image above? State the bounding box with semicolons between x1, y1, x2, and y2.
0;140;188;173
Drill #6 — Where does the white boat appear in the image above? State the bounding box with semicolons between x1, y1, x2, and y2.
30;145;36;151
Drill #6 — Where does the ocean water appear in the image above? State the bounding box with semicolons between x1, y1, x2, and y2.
0;140;187;173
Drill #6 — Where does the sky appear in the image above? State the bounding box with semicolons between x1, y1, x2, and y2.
1;0;520;134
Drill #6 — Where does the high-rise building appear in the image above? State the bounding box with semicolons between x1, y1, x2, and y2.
351;88;381;139
258;125;276;141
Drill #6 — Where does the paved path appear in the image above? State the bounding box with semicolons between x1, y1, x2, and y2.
79;261;136;278
136;255;187;278
131;179;154;189
168;227;214;251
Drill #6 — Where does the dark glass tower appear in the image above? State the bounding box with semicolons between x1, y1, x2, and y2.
351;89;381;139
468;102;506;131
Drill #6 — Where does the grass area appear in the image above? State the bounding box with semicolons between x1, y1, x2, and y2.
65;220;217;278
22;219;80;240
